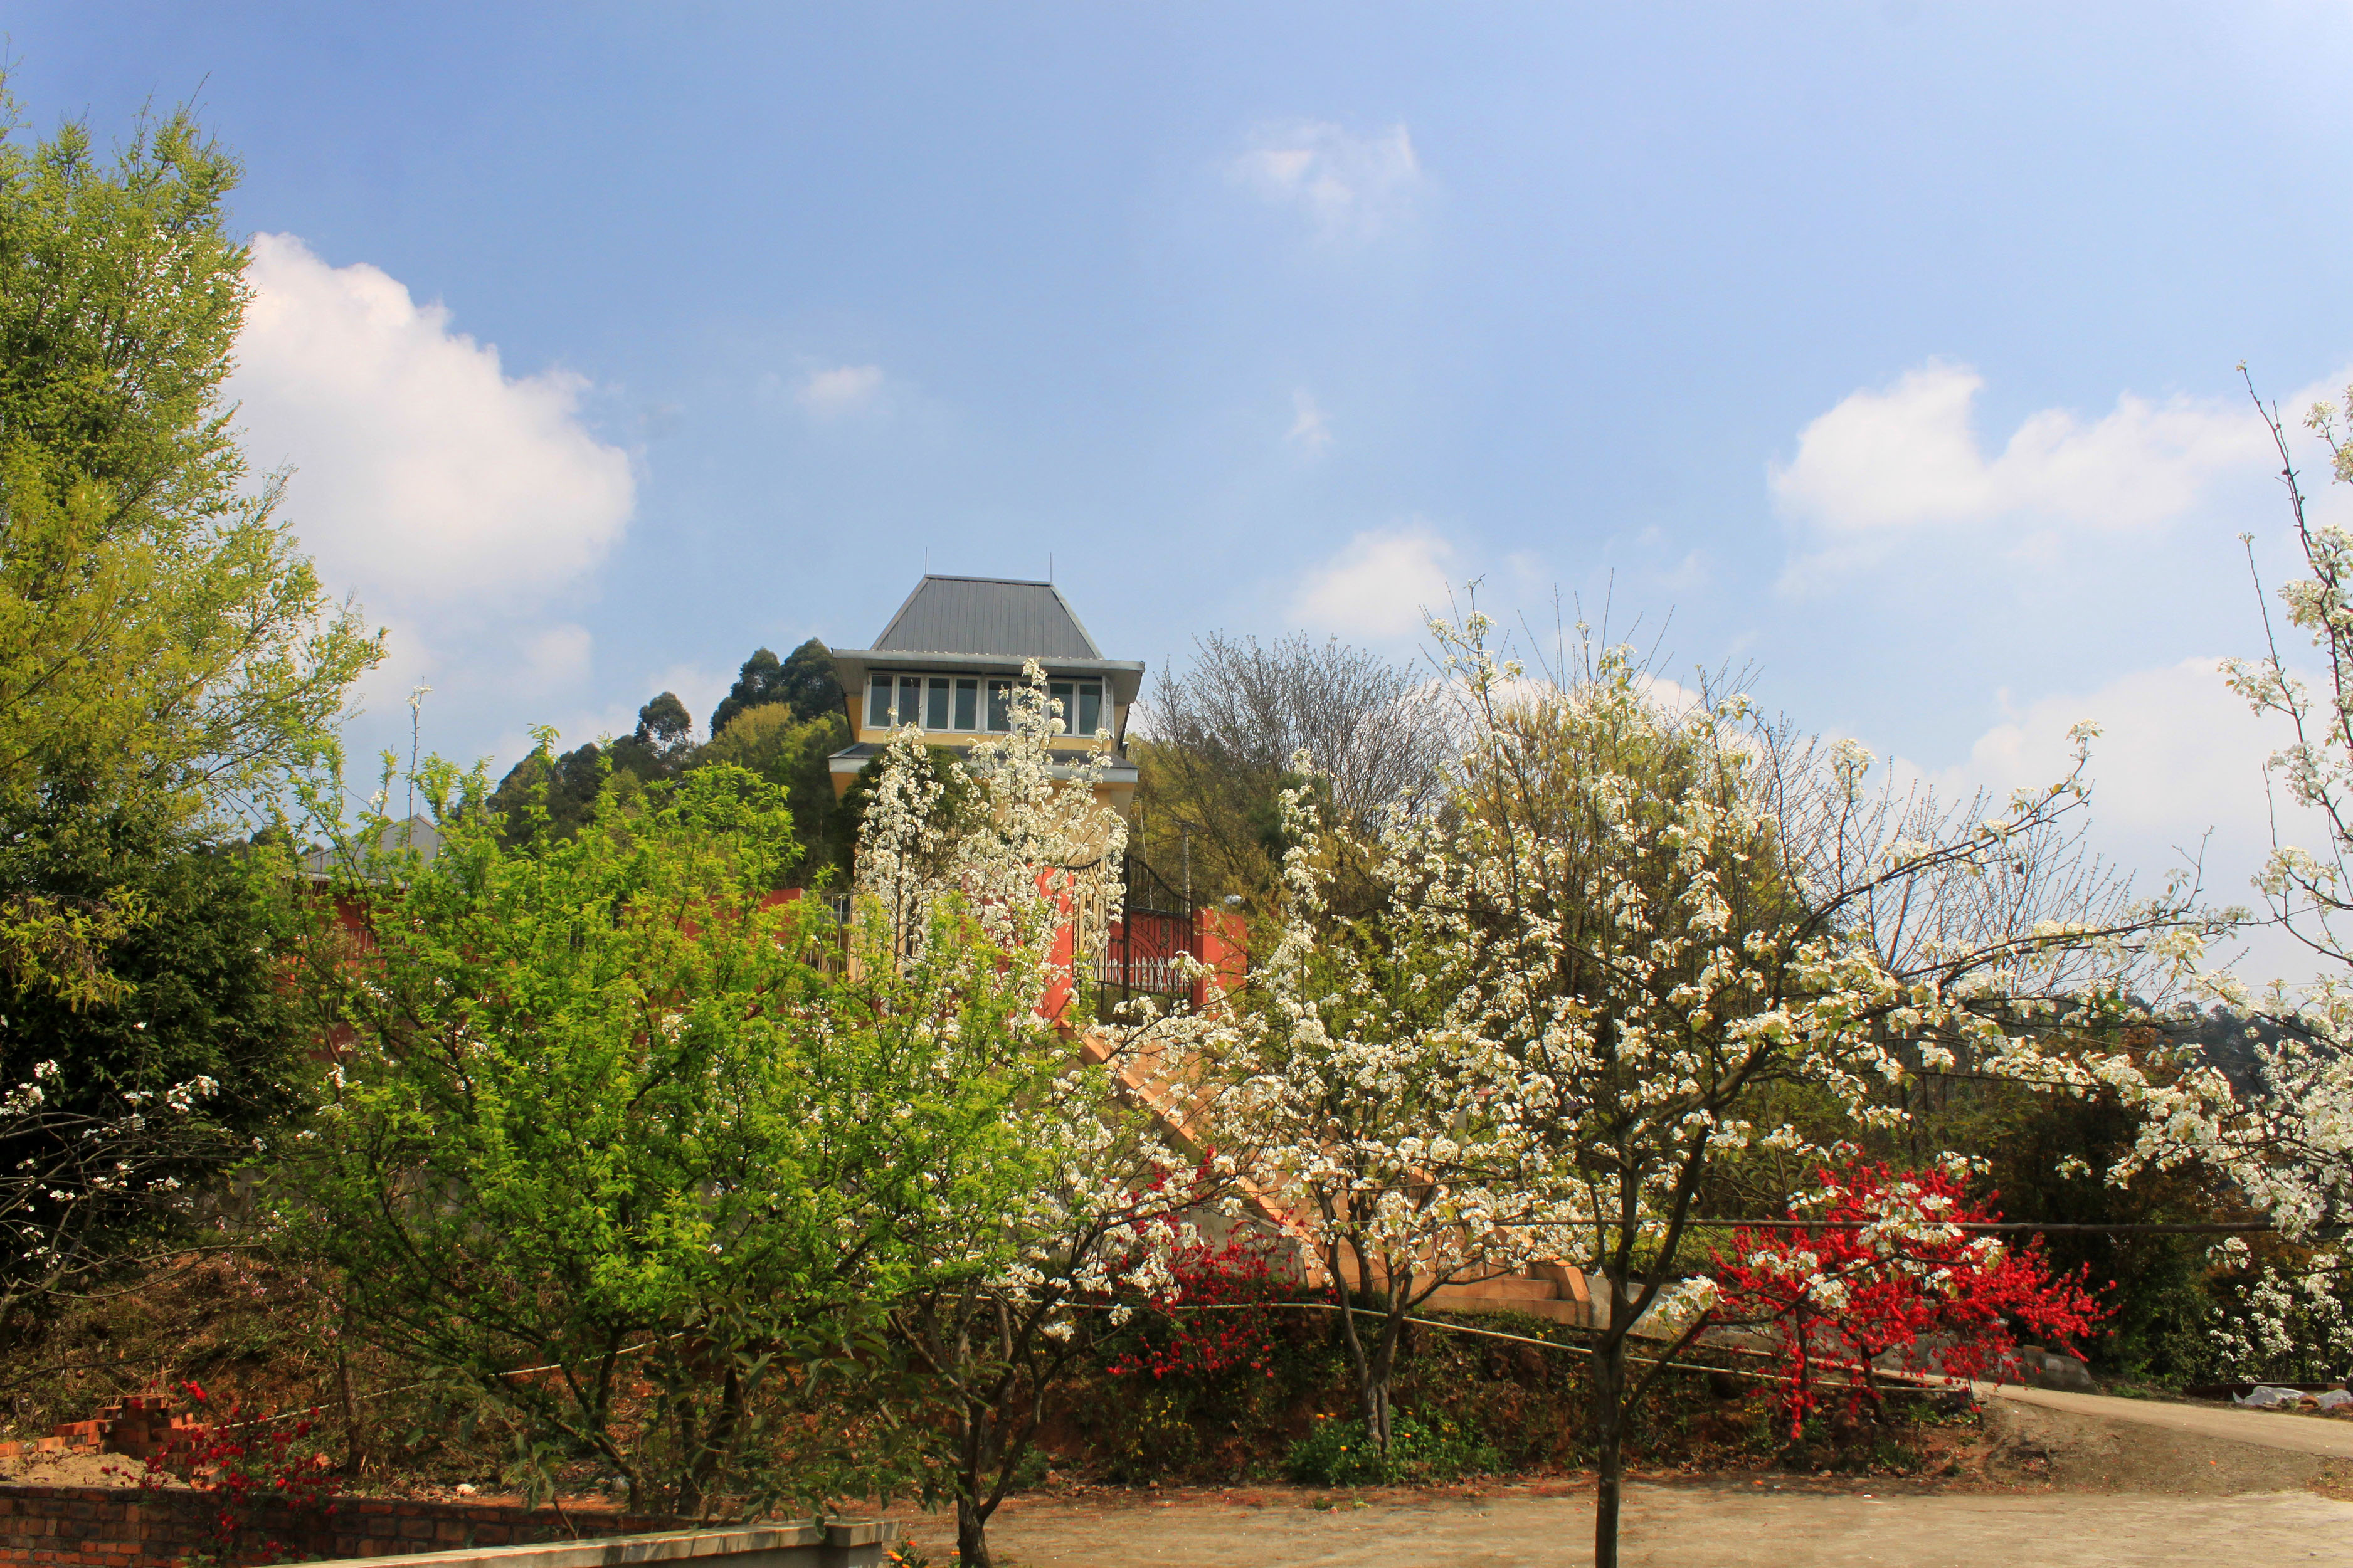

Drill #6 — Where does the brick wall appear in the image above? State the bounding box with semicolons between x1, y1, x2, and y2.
0;1485;703;1567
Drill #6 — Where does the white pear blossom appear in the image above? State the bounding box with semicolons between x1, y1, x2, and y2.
1211;604;2211;1564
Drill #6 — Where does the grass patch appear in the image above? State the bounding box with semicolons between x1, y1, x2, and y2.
1284;1413;1500;1487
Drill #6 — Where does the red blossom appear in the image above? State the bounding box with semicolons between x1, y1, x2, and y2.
140;1384;338;1567
1107;1224;1286;1382
1708;1162;2108;1436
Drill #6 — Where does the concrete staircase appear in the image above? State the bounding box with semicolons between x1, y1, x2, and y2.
1075;1024;1599;1329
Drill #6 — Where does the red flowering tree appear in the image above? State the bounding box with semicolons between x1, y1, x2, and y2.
1710;1162;2108;1434
140;1382;338;1567
1107;1227;1286;1384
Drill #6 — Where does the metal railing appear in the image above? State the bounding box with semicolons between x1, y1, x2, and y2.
1092;852;1196;1018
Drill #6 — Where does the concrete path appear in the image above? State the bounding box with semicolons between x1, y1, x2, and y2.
1974;1381;2353;1459
943;1483;2353;1566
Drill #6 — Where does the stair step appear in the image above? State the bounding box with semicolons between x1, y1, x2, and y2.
1434;1275;1561;1302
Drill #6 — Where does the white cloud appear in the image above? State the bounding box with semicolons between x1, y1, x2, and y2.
519;661;731;757
1919;658;2278;841
519;624;593;697
1291;525;1459;641
795;363;887;417
1896;656;2329;982
1770;361;2273;553
1232;121;1422;241
229;233;635;606
1287;389;1331;455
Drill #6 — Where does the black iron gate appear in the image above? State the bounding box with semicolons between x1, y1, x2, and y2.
1099;852;1195;1015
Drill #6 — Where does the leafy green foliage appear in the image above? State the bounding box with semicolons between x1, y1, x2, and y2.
633;692;694;758
485;741;609;845
708;639;842;737
0;87;379;839
0;801;305;1134
701;706;853;882
0;82;373;1317
489;644;850;874
0;86;378;1008
0;806;308;1319
277;753;1073;1518
1284;1412;1499;1487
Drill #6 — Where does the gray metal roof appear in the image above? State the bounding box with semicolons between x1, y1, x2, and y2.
301;815;442;880
872;576;1104;659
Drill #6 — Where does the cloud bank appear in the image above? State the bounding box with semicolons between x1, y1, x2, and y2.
1770;362;2276;586
1291;525;1459;641
231;233;636;608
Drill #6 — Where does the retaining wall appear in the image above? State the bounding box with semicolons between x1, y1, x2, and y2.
0;1486;892;1568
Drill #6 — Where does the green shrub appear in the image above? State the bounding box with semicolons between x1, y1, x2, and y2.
1284;1413;1499;1487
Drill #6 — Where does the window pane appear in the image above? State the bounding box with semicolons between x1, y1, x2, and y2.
1079;682;1101;737
899;676;921;726
926;677;951;729
954;678;978;730
987;680;1011;731
867;674;893;727
1049;682;1072;732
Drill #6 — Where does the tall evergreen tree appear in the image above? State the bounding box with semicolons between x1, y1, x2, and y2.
709;638;842;737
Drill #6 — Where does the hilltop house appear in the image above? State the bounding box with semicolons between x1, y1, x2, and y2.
825;574;1145;815
823;574;1246;1013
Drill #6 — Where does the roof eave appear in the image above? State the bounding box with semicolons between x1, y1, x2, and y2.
831;649;1148;708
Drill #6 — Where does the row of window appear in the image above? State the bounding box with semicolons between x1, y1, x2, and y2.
865;673;1106;737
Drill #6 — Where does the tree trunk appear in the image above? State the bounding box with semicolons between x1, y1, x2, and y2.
1592;1324;1628;1568
956;1496;993;1568
953;1381;1000;1568
1331;1243;1395;1452
1358;1371;1392;1451
334;1319;364;1476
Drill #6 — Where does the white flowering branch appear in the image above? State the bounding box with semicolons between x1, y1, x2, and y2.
0;1055;228;1314
857;661;1247;1568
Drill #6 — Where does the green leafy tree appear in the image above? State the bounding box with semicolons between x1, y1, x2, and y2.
627;692;695;765
0;91;378;836
0;801;307;1316
0;83;376;1317
709;640;842;737
275;753;1072;1518
701;704;852;881
0;88;379;1003
485;740;608;845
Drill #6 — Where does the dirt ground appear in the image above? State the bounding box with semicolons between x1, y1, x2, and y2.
14;1386;2353;1565
904;1482;2353;1567
0;1450;149;1488
890;1392;2353;1567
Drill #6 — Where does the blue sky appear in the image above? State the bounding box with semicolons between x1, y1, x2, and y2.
17;3;2353;971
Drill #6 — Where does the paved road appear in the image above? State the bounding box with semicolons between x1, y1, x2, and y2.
1974;1382;2353;1459
948;1484;2353;1566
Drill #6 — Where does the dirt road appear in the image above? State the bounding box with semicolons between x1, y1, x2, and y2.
930;1482;2353;1566
1976;1381;2353;1458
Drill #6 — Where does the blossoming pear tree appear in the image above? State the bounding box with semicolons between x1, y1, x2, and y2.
2098;374;2353;1376
1300;608;2208;1568
864;664;1244;1568
0;1056;225;1315
1207;775;1566;1458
